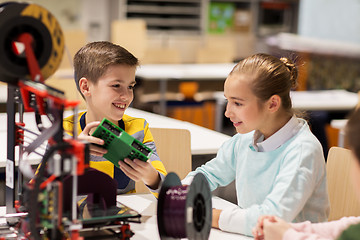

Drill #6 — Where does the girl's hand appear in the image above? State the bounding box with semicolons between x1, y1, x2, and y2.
253;215;276;240
78;121;107;157
212;209;222;229
262;216;291;240
118;158;160;189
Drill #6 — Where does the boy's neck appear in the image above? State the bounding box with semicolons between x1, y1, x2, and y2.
85;110;120;127
85;110;99;124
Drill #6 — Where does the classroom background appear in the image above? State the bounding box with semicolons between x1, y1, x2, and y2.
0;0;359;204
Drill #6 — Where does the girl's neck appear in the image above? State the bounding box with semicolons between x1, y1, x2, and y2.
261;112;292;140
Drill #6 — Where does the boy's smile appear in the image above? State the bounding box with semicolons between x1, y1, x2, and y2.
81;64;137;124
113;103;126;109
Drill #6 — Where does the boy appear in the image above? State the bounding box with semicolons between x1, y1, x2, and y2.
63;41;167;197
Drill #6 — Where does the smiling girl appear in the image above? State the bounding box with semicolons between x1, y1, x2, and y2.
182;53;329;236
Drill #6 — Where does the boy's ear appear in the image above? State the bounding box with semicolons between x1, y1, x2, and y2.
267;95;281;113
79;77;91;97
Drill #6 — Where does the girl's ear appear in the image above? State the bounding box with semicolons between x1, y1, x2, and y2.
79;77;90;97
267;95;281;113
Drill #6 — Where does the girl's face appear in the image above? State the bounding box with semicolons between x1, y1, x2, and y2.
84;64;136;124
224;74;268;134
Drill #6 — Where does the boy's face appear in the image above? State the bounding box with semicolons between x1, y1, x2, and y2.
83;64;136;123
224;74;268;135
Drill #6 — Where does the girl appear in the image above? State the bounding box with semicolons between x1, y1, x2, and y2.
182;53;329;236
253;108;360;240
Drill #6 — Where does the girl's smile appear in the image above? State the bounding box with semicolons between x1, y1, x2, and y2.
232;121;243;127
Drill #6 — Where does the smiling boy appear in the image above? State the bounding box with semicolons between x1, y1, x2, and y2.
63;41;166;196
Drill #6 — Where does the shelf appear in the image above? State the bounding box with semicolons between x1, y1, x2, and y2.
127;5;201;15
121;0;204;34
119;0;298;36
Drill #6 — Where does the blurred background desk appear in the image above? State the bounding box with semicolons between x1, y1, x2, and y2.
214;89;359;132
126;108;230;155
135;63;236;116
290;90;359;111
136;63;235;80
291;90;359;153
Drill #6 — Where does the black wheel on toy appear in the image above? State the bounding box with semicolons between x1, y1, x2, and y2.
0;2;64;84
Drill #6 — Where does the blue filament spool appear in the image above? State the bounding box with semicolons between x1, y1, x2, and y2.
157;172;212;240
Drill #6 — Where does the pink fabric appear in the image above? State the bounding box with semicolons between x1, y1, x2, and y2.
283;217;360;240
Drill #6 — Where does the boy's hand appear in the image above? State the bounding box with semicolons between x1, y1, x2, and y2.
78;121;107;157
118;158;160;190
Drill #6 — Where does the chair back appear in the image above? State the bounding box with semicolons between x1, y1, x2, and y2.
327;146;360;220
135;128;191;193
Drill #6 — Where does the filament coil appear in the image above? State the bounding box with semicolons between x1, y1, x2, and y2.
157;172;212;240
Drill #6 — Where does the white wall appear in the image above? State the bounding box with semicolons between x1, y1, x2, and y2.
80;0;111;42
298;0;360;44
0;0;83;30
0;0;112;42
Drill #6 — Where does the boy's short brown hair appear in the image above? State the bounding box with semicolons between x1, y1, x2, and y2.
73;41;139;97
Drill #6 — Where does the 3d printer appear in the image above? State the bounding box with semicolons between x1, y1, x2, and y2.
0;2;140;239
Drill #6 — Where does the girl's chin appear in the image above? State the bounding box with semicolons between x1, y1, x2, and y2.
235;127;252;134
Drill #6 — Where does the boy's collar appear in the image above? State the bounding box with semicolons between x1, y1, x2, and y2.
79;112;125;131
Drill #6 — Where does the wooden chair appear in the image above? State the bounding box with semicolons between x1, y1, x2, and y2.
326;147;360;221
135;128;191;193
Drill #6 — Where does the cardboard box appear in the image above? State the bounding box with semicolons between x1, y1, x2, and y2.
233;10;251;32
